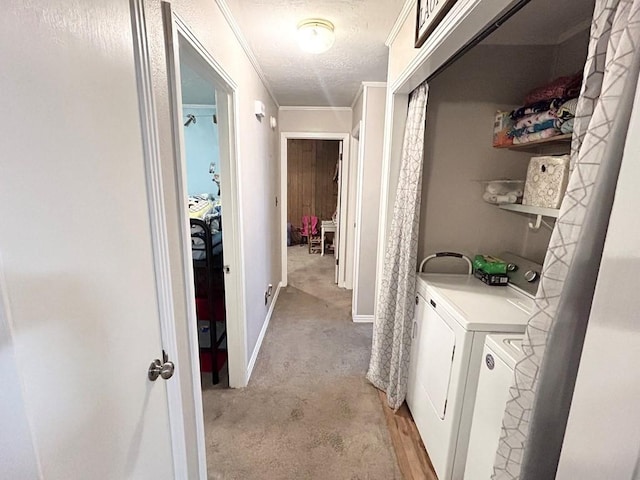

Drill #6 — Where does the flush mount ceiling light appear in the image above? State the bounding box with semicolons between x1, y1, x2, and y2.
297;19;335;54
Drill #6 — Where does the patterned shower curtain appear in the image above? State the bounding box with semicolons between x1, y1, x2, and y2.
367;83;428;410
493;1;640;478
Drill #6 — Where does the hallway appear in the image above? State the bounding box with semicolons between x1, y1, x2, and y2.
201;246;400;479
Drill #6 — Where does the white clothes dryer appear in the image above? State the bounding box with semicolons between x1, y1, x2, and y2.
464;334;525;480
406;252;539;480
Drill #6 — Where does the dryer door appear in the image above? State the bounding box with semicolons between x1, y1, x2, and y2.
416;296;456;419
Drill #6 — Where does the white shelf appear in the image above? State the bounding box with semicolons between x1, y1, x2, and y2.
498;203;559;218
498;203;559;230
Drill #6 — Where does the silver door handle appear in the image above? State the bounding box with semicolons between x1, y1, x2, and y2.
148;357;175;381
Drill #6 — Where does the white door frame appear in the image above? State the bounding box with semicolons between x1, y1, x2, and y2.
351;120;367;321
163;5;248;476
280;132;350;287
131;1;189;476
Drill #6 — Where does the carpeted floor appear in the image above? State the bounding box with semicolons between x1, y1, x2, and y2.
202;246;401;479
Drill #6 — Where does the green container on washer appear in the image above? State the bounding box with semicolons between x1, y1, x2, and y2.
473;255;508;275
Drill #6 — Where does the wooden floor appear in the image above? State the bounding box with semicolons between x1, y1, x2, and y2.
378;390;439;480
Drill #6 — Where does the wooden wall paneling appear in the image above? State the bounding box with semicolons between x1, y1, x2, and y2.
287;139;340;230
302;139;316;222
287;139;302;229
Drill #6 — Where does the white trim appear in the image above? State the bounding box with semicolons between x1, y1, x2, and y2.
362;81;387;88
385;0;417;47
353;315;375;323
130;2;188;478
278;106;353;112
214;0;279;107
350;82;387;109
280;132;351;288
351;97;366;319
182;103;217;109
246;282;282;381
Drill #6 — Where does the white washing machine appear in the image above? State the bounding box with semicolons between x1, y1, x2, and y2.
464;334;525;480
406;252;539;480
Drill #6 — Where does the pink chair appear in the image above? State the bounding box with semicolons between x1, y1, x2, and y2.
301;215;318;237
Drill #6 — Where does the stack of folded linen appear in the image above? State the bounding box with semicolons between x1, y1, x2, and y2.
505;72;582;145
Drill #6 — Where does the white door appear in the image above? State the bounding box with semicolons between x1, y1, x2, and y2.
0;1;175;479
335;140;343;284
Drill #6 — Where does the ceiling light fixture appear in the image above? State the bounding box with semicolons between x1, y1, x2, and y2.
297;19;335;54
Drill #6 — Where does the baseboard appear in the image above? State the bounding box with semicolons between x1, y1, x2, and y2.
246;281;282;382
353;315;374;323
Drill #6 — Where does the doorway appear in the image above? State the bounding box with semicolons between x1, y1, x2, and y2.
280;133;351;290
164;12;247;394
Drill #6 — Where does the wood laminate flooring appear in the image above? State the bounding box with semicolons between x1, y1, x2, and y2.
378;390;439;480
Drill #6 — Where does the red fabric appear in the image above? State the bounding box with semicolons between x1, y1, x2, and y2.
195;296;225;322
523;72;582;106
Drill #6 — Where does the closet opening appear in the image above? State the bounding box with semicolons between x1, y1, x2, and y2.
417;0;595;272
394;0;597;479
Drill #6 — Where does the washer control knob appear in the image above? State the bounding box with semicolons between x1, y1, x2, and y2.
524;270;539;282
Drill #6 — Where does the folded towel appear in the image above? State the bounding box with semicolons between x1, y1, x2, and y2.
557;98;579;121
510;98;567;120
483;192;518;204
512;127;560;144
510;119;558;138
560;118;575;134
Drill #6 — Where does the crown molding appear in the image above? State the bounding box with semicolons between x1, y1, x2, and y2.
215;0;279;107
385;0;416;47
278;106;352;112
350;81;387;108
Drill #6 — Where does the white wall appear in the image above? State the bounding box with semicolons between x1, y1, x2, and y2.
279;107;353;133
353;85;387;318
556;72;640;480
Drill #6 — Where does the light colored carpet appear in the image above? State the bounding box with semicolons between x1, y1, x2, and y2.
202;246;401;479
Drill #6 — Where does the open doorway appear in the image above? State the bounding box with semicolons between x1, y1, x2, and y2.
179;62;227;386
164;11;248;399
287;138;340;288
280;133;351;292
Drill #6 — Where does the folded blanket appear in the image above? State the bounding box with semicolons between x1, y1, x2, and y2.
512;127;560;145
523;72;582;105
510;98;567;120
557;98;579;121
513;110;557;129
510;119;557;138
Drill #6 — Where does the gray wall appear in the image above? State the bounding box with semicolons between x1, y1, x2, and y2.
418;44;556;270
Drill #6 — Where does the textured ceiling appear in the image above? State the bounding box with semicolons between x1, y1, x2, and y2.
225;0;405;106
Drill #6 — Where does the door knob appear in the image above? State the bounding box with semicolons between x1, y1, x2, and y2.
148;357;175;381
